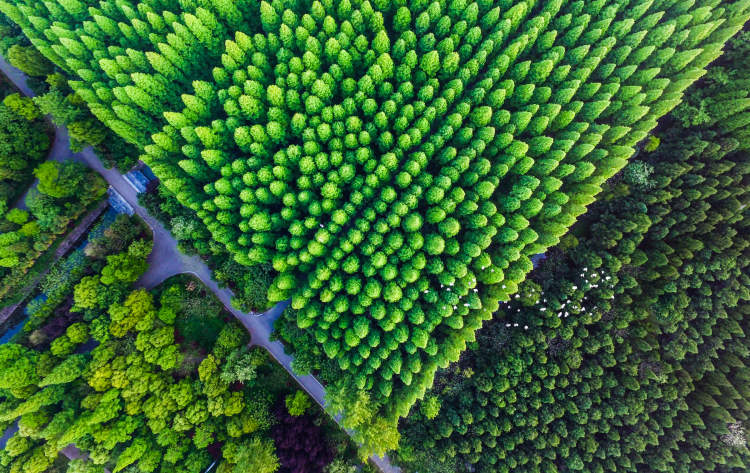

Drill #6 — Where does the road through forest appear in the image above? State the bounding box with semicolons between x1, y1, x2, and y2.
0;56;399;473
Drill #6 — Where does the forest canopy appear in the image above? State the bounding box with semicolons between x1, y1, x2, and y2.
1;0;749;442
395;30;750;473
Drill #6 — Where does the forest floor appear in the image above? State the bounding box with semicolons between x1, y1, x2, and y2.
0;56;399;473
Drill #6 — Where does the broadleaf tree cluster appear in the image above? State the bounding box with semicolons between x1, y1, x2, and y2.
2;0;749;438
396;31;750;473
0;160;106;307
1;208;369;473
0;88;50;211
0;228;282;473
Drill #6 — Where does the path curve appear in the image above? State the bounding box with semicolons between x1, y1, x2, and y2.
0;56;400;473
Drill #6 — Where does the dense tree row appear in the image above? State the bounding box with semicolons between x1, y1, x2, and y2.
0;12;139;171
395;31;750;473
2;0;749;441
0;160;106;307
260;0;750;438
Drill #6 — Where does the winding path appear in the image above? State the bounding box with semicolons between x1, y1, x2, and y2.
0;56;399;473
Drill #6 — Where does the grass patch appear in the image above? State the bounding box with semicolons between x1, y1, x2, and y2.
153;273;227;351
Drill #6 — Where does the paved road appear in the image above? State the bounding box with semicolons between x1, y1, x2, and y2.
0;56;399;473
13;125;99;210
